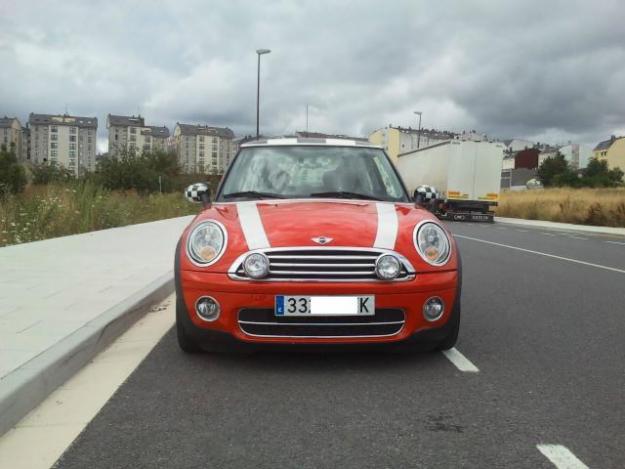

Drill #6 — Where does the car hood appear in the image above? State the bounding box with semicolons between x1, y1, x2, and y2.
182;199;456;273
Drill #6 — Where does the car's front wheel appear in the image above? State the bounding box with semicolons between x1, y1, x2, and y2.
176;295;203;353
433;298;460;351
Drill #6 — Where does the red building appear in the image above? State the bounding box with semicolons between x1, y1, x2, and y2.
514;148;540;169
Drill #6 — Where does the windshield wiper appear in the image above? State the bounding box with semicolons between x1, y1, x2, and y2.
309;191;382;201
222;191;285;200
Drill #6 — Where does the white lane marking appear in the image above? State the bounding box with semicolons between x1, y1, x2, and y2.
373;202;398;249
0;296;175;469
516;229;528;232
566;235;588;240
537;444;589;469
541;232;557;237
442;347;479;373
454;234;625;275
606;240;625;246
496;226;508;230
237;201;270;250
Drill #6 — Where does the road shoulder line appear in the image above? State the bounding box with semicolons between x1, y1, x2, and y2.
442;348;479;373
454;234;625;275
0;273;174;438
537;444;589;469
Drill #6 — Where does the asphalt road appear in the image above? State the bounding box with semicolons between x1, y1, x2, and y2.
54;221;625;469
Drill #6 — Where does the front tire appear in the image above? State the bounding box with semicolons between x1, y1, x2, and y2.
434;299;460;351
176;295;203;353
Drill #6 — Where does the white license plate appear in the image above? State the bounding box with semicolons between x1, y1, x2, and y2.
275;295;375;317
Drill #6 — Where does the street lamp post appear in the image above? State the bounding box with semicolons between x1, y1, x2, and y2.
414;111;422;149
256;49;271;139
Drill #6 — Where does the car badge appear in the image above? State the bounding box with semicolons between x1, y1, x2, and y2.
312;236;333;245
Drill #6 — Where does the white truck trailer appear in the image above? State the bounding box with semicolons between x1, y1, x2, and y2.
396;140;505;222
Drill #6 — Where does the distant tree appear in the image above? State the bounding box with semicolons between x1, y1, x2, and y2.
95;147;182;193
31;162;74;185
537;152;577;187
0;144;27;195
581;158;624;187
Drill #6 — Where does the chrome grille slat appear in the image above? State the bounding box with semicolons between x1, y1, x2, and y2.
267;255;378;260
270;262;375;268
238;308;406;337
229;247;415;282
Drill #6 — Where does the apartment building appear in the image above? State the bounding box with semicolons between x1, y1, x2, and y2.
174;123;235;174
0;116;23;157
106;114;170;157
369;126;457;161
28;113;97;175
594;136;625;179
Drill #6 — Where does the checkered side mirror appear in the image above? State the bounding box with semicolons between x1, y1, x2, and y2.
185;183;211;205
413;185;440;204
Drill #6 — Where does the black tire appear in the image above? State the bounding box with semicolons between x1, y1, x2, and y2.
176;295;203;353
434;248;462;351
434;298;460;351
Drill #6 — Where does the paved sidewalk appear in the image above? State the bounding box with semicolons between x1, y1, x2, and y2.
0;215;193;434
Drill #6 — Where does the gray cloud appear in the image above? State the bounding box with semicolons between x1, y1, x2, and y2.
1;0;624;151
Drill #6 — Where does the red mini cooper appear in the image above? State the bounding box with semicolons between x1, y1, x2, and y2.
175;138;461;353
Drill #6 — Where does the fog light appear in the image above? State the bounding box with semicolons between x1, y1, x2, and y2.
195;296;220;322
375;254;401;280
423;297;444;322
243;253;270;279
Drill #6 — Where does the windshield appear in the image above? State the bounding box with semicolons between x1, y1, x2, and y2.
218;146;409;202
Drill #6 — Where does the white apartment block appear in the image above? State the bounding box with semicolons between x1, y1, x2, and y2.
174;123;235;174
29;113;98;175
107;114;170;157
0;116;23;158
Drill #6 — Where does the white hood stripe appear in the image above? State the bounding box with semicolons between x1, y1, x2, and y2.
373;203;398;249
237;201;270;250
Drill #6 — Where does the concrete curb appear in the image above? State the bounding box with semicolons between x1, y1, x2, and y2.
0;273;174;437
495;217;625;237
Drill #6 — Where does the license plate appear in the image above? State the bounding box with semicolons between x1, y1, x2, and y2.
275;295;375;317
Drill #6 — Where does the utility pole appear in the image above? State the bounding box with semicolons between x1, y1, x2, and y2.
414;111;422;149
255;49;271;138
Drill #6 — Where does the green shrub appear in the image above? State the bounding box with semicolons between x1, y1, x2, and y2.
0;144;27;195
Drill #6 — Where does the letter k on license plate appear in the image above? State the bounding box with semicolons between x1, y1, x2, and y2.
275;295;375;316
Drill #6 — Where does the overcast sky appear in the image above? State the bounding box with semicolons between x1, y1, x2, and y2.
1;0;624;152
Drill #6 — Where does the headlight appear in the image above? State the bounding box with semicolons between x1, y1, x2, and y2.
375;254;401;280
414;222;451;266
186;221;227;266
243;252;270;279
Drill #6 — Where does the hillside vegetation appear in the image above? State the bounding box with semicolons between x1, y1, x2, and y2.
0;182;198;247
496;188;625;227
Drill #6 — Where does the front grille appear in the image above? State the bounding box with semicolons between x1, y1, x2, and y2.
238;308;405;337
229;247;415;282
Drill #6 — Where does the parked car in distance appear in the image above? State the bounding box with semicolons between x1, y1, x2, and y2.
175;137;461;353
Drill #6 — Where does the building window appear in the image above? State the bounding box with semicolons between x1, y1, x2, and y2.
70;135;76;142
51;142;58;149
50;126;58;133
129;135;136;142
51;134;58;141
69;127;77;135
130;127;137;134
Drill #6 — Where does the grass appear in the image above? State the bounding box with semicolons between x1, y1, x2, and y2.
496;188;625;227
0;182;197;247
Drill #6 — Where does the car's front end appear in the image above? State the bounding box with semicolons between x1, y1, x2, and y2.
175;139;461;352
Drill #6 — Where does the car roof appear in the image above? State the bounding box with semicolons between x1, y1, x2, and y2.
240;137;382;149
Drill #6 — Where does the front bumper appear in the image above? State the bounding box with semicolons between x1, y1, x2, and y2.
179;270;459;345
